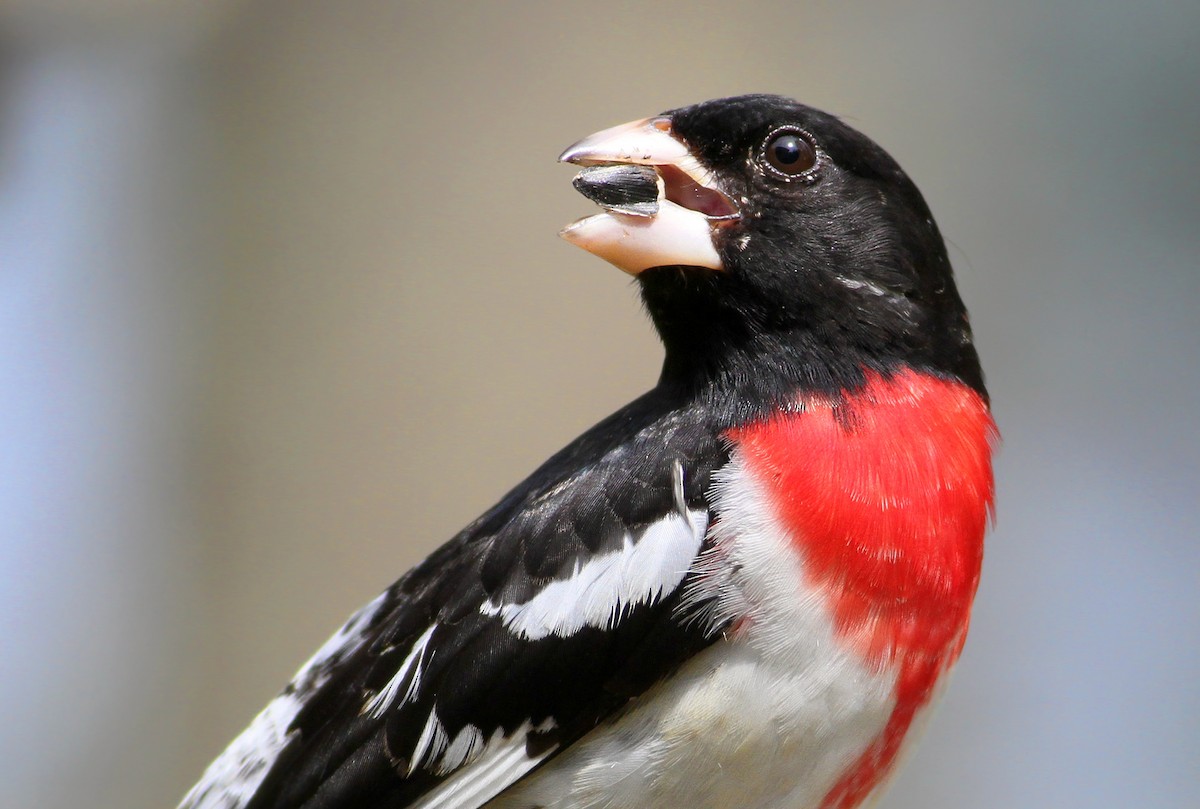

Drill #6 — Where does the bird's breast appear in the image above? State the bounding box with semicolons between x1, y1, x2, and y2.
721;367;996;808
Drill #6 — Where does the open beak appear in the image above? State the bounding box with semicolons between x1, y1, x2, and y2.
559;116;739;275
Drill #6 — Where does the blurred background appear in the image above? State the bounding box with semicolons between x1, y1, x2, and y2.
1;1;1197;807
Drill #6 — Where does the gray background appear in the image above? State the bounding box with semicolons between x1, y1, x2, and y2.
1;1;1197;807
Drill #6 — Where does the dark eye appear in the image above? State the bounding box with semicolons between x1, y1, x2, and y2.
763;131;817;177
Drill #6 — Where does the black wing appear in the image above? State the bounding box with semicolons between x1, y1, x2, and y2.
181;389;732;809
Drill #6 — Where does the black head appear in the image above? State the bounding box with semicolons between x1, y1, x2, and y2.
562;94;984;410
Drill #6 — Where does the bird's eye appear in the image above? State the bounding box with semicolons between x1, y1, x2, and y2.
762;130;817;178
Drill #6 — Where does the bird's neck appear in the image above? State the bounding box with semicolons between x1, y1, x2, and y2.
655;322;891;426
640;268;868;415
640;268;985;420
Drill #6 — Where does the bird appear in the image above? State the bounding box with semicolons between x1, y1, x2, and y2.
179;94;996;809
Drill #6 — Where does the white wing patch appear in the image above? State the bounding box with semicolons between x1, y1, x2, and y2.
480;507;708;641
178;591;390;809
408;718;557;809
362;623;437;718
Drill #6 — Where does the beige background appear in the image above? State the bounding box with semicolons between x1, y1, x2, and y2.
1;2;1197;808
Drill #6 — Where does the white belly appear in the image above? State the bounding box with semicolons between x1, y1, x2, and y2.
489;455;899;809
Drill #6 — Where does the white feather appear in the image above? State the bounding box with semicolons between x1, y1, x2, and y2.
362;623;437;718
434;723;485;776
179;591;390;809
480;509;707;641
409;719;557;809
410;709;451;775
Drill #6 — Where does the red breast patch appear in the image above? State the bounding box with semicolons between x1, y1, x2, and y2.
728;368;997;809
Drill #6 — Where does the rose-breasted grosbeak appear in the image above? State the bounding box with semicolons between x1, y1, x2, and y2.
180;94;995;809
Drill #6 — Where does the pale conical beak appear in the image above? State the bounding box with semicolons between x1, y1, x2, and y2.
559;117;739;275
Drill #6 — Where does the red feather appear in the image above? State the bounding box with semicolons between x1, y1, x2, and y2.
729;369;997;807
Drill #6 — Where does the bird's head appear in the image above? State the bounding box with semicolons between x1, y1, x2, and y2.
560;94;984;406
